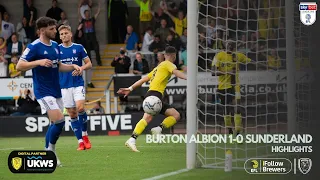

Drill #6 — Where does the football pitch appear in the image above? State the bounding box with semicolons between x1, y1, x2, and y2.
0;135;284;180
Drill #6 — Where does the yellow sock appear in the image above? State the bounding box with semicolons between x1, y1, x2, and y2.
161;116;177;128
234;114;242;133
224;115;232;127
133;119;148;136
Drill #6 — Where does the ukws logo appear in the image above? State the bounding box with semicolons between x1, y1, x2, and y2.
300;2;317;26
298;158;312;174
8;150;57;173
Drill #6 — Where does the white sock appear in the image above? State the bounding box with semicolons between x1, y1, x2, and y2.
49;143;56;152
82;131;88;136
78;139;83;143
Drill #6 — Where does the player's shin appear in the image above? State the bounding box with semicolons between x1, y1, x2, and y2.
49;119;65;150
131;119;148;139
160;116;177;129
45;123;53;149
223;105;233;134
70;118;83;143
78;111;88;136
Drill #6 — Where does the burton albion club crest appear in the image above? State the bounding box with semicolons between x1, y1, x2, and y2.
11;157;22;170
298;158;312;174
300;2;317;26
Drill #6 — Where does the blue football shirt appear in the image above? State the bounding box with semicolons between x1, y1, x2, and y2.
20;39;61;99
59;43;89;89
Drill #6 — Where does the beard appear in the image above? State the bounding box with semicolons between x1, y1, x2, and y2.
45;31;56;40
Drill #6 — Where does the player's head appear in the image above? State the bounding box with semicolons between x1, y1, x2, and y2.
58;25;72;43
11;33;18;43
36;17;57;40
135;53;143;61
178;11;184;20
52;0;58;8
3;12;10;22
11;56;18;64
226;39;236;53
164;46;177;63
60;11;66;20
84;10;91;19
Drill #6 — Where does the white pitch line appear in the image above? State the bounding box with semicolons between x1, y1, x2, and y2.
142;169;190;180
0;147;27;151
0;145;181;151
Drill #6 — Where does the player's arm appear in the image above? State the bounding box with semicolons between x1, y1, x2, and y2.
172;69;187;80
94;1;101;19
241;53;274;69
79;46;92;71
17;59;53;71
59;61;81;74
81;57;92;70
117;76;150;97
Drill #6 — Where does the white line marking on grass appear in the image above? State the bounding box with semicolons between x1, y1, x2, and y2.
142;168;190;180
0;147;27;151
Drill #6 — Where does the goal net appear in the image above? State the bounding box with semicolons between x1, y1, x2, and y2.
193;0;313;169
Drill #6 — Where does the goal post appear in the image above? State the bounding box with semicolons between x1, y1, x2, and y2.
186;0;198;169
285;0;296;135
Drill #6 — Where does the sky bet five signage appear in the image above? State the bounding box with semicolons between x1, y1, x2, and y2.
25;114;133;133
8;151;57;173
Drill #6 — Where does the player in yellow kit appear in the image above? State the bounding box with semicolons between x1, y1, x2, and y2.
211;40;251;136
117;46;187;152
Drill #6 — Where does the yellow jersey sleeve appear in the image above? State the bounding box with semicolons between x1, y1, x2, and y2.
237;53;251;64
212;52;221;67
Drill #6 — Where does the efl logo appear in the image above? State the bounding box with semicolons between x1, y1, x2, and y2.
300;2;317;26
8;150;57;173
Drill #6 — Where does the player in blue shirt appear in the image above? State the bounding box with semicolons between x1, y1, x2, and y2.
58;25;92;151
16;17;82;167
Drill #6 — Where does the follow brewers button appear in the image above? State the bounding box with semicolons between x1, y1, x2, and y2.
8;150;57;173
244;158;292;174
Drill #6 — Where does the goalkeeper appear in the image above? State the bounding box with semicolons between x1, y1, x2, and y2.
211;39;251;136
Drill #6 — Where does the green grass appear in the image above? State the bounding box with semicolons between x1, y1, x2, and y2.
0;135;289;180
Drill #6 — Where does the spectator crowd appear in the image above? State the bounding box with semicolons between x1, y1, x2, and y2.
0;0;103;79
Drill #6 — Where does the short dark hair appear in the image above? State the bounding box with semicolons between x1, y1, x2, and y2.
11;32;18;37
165;46;176;54
36;17;57;30
146;27;153;32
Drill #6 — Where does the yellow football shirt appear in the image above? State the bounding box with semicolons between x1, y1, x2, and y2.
9;63;20;77
267;55;281;68
173;17;187;36
212;51;251;91
258;18;268;39
147;60;177;95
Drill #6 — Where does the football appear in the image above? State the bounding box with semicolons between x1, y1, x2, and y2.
142;96;162;115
